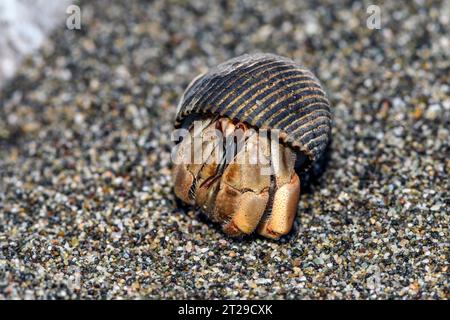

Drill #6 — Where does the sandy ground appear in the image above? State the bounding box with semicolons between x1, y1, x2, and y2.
0;0;448;299
0;0;70;84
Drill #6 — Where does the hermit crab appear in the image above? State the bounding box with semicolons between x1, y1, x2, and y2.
172;53;331;239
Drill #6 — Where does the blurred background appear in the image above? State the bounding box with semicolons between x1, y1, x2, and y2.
0;0;448;299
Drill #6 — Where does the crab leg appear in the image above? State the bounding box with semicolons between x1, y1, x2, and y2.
172;129;196;205
194;128;227;216
257;142;300;239
173;117;238;217
172;118;217;205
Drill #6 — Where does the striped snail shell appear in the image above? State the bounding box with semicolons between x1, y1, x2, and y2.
175;53;332;169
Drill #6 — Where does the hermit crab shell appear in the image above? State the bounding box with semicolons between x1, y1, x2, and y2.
175;53;332;168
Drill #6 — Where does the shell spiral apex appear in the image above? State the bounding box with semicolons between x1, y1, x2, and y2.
175;53;332;167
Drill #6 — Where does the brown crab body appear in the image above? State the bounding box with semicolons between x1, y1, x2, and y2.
172;53;331;239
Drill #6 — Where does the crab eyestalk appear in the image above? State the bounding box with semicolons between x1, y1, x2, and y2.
172;117;301;239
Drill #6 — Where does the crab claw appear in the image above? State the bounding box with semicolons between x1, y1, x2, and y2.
213;131;271;236
214;164;270;236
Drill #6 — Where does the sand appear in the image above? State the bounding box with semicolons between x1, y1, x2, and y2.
0;0;448;299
